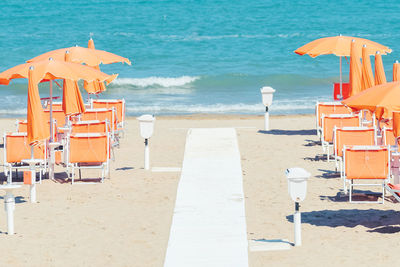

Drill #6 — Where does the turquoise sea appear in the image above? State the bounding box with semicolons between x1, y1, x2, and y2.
1;0;400;116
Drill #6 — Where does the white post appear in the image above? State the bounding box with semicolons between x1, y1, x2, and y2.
144;139;150;170
29;146;36;203
294;202;301;246
4;191;15;235
264;106;269;131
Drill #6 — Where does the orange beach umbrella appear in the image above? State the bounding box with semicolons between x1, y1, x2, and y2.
349;39;362;97
0;59;117;144
393;61;400;81
374;51;387;85
84;38;107;94
27;67;49;144
27;46;131;67
342;81;400;120
393;111;400;139
361;45;375;91
62;51;86;116
295;35;391;98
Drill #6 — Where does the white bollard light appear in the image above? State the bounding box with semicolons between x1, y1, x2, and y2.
137;115;155;170
260;86;276;131
21;158;42;203
0;184;21;235
285;167;310;247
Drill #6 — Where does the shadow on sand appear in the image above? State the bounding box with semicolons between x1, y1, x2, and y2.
286;209;400;233
258;129;317;136
316;169;340;179
303;154;328;162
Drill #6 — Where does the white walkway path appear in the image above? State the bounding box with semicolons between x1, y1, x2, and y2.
164;128;248;267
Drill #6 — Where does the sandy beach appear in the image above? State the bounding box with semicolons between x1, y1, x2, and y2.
0;114;399;266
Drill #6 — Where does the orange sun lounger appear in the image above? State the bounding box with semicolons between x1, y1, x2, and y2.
343;145;390;203
333;127;377;191
316;101;352;139
3;132;47;184
66;133;110;184
321;114;360;161
90;99;125;132
71;120;109;134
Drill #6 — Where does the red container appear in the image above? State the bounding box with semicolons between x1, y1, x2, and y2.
333;82;350;100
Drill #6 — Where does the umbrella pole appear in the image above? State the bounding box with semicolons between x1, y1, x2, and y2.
339;56;343;100
49;80;54;180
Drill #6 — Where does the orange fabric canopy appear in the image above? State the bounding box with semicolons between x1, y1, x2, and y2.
62;52;86;116
349;40;362;97
374;52;387;85
295;35;391;57
0;59;117;85
393;111;400;138
393;62;400;81
361;46;375;91
27;67;50;144
27;46;131;67
84;39;107;94
342;81;400;120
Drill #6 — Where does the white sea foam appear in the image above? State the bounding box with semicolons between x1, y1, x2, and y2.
112;76;200;87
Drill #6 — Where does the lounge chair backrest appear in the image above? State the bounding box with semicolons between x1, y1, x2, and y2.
71;120;108;134
81;108;116;131
344;145;389;179
4;133;45;163
44;102;63;111
382;127;396;146
91;99;125;126
69;133;109;163
322;114;360;143
316;102;351;128
44;110;66;127
16;120;28;132
334;127;376;157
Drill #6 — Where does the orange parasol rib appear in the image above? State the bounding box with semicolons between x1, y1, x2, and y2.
361;45;375;91
374;52;387;85
349;40;362;97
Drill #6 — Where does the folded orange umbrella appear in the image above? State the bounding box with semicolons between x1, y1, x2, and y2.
84;38;107;94
393;111;400;138
374;51;387;85
27;67;49;144
342;81;400;120
27;46;131;67
62;52;86;116
361;45;375;91
393;61;400;81
349;40;362;97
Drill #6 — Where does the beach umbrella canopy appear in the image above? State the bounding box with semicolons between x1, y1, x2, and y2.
393;61;400;81
0;59;117;86
62;51;86;116
295;35;391;58
361;45;375;91
295;35;391;99
27;46;131;67
27;67;49;144
342;81;400;120
374;51;387;85
84;38;107;94
349;40;362;97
